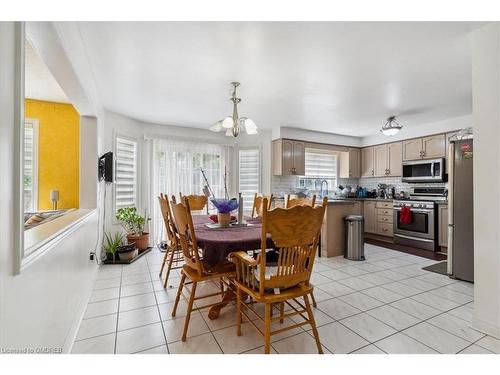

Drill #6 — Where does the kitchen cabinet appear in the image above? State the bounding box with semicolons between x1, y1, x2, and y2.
387;141;403;176
364;200;393;237
363;201;377;233
422;134;446;159
439;204;448;248
403;138;424;160
362;141;402;177
361;147;374;177
403;134;446;161
373;145;387;177
272;139;305;175
339;148;360;178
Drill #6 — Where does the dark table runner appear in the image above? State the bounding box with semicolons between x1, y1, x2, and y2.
192;215;273;266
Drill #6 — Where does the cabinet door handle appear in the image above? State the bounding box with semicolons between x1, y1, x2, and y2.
372;170;374;176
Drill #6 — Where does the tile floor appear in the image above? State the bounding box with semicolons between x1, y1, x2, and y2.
72;243;500;354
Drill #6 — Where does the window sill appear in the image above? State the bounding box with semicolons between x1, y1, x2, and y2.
21;208;97;272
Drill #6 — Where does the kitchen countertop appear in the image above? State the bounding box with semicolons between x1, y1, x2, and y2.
273;196;448;204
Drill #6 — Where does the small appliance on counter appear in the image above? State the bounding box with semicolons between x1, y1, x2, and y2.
377;183;388;199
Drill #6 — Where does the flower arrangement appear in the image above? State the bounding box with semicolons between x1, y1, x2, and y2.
200;166;239;226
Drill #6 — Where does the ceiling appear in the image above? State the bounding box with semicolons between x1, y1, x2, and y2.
25;40;70;104
75;22;480;137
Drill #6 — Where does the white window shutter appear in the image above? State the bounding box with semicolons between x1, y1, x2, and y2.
24;123;35;211
115;137;138;211
238;148;260;212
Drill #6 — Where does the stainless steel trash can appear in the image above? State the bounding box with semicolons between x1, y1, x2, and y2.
345;215;365;261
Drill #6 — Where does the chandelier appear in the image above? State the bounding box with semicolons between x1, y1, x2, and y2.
380;115;403;136
209;82;258;137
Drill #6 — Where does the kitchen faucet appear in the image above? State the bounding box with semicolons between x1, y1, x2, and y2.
320;179;329;198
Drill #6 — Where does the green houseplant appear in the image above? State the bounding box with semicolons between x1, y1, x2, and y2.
116;207;150;251
103;232;137;262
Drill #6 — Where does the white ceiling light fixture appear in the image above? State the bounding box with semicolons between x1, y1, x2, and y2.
210;82;258;137
380;115;403;136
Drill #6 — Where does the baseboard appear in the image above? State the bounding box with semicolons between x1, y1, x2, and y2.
472;315;500;339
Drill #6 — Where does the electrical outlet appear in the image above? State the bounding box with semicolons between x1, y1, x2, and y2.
89;252;96;261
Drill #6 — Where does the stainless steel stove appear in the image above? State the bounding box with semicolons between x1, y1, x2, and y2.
393;187;447;251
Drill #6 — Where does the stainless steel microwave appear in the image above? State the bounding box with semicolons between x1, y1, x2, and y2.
401;158;445;183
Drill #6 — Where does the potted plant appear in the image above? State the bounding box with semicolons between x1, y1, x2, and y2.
116;207;150;252
103;232;123;262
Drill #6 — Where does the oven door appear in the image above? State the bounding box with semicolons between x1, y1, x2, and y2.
402;159;444;182
393;207;435;240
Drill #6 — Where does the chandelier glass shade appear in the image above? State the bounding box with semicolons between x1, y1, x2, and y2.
209;82;258;137
380;116;403;136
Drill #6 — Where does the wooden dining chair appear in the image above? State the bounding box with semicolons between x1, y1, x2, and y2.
230;197;328;354
158;194;184;288
179;193;208;213
285;194;316;208
284;193;319;307
251;193;274;218
170;197;236;341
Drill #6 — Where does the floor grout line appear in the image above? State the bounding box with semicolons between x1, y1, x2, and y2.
145;254;171;354
75;247;484;354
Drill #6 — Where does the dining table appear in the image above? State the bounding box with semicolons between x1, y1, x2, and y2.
190;214;274;319
191;215;274;266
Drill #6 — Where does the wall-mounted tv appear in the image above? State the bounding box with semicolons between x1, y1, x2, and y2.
98;152;114;183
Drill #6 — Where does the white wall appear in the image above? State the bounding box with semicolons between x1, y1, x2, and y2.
471;23;500;338
102;110;274;234
0;22;102;353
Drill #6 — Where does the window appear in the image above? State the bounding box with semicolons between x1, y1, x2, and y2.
298;148;337;192
115;136;138;212
24;119;39;212
152;138;230;244
238;148;260;212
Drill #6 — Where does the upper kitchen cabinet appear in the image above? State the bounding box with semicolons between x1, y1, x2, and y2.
373;144;387;177
272;139;305;175
362;141;402;177
422;134;446;158
339;148;360;178
361;147;374;177
402;138;423;160
403;134;446;160
386;141;402;176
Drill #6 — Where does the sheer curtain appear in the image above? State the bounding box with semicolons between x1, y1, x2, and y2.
150;137;232;245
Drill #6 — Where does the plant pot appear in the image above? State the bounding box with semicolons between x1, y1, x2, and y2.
117;244;137;261
105;252;117;263
127;232;150;252
217;212;231;227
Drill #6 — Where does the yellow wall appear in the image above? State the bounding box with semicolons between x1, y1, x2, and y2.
25;99;80;210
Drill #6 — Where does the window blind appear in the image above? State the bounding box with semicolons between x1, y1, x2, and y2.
115;137;138;211
305;148;337;178
24;123;36;211
238;148;260;212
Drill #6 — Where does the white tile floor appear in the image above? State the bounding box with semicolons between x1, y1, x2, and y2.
72;243;500;354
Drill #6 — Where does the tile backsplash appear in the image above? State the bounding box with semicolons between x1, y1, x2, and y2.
272;174;447;197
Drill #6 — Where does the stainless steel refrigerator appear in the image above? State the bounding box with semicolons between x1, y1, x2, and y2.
447;131;474;282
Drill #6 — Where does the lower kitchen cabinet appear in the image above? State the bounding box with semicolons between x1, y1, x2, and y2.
364;200;394;238
364;201;377;233
438;204;448;248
